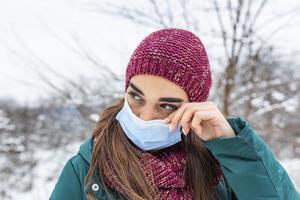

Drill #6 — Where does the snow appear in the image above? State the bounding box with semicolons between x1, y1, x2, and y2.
282;97;299;113
89;113;100;122
0;110;16;130
272;91;285;101
280;159;300;190
11;141;82;200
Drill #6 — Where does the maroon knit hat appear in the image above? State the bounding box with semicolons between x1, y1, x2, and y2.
125;28;212;102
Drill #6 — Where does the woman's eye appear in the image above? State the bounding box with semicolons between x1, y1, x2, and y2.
127;91;178;111
160;104;178;111
128;91;142;101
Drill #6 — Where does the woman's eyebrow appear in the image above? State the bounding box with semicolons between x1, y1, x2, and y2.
129;82;184;103
129;83;144;95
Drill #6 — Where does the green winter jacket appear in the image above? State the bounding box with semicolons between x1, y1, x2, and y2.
49;116;300;200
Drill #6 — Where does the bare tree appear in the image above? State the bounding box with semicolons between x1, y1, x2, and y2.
83;0;300;115
81;0;300;157
0;25;123;126
1;0;299;157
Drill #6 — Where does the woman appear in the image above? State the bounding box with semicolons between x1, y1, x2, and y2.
49;28;299;200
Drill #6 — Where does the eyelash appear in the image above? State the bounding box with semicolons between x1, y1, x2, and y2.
127;91;178;111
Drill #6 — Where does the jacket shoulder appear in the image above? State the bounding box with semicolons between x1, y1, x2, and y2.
69;153;90;183
49;137;92;200
49;154;89;200
205;116;300;200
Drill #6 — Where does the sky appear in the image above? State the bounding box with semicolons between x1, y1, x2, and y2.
0;0;299;106
0;0;151;105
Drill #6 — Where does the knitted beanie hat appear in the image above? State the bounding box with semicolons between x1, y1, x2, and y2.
125;28;212;102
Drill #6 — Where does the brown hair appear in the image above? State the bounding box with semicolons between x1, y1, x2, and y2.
85;98;221;200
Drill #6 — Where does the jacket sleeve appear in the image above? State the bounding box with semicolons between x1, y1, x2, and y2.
205;116;300;200
49;156;84;200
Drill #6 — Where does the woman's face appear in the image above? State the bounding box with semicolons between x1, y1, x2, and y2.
126;74;189;121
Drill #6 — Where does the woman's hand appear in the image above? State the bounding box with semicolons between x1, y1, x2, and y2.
164;101;235;141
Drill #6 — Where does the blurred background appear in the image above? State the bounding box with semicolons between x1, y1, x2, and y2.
0;0;299;199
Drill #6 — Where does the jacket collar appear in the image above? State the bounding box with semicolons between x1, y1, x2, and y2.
78;136;94;164
79;136;126;198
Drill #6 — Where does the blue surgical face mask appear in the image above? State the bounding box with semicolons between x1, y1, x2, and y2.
115;95;183;151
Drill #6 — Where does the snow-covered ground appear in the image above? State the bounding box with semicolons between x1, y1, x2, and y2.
10;141;300;200
11;141;81;200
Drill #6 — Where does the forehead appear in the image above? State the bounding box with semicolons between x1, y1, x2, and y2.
129;75;188;101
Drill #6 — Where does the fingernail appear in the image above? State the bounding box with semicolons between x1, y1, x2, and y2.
169;124;173;132
182;129;186;135
164;118;169;123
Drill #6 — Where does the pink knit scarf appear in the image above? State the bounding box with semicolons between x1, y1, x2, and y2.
101;143;221;199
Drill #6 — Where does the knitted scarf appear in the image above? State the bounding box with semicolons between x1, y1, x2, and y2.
100;143;221;200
